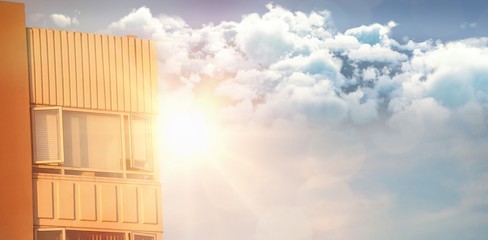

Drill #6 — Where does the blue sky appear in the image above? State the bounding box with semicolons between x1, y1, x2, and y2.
16;0;488;40
12;0;488;239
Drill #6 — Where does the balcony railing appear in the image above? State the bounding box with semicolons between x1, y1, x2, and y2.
33;171;162;232
33;165;156;180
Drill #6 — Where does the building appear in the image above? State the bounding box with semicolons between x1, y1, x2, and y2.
0;2;163;240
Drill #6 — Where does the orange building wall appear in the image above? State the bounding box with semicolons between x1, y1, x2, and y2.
0;2;34;240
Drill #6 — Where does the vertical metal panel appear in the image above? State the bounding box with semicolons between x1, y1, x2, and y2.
32;28;43;103
122;37;131;111
28;28;158;114
95;34;105;109
67;31;77;107
81;33;91;108
29;29;38;103
136;39;144;112
57;181;75;220
40;29;49;104
46;30;56;105
129;37;138;112
27;29;36;102
102;35;112;110
74;32;84;107
150;41;159;114
53;30;64;106
88;34;98;109
108;36;118;111
115;37;124;111
61;31;71;106
142;40;152;113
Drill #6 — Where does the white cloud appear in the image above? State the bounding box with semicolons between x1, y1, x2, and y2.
372;98;451;154
362;67;378;81
457;37;488;48
106;5;488;240
235;12;296;66
344;21;397;46
397;39;435;52
50;13;78;27
323;34;361;51
344;90;379;125
270;49;341;79
398;41;488;109
348;44;407;62
72;17;79;26
107;6;164;39
215;80;256;101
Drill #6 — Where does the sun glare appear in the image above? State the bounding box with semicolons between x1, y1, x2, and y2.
160;109;216;161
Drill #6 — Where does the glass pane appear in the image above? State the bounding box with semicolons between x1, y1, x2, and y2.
37;230;63;240
66;230;125;240
131;116;152;170
63;112;122;170
134;234;155;240
34;109;61;162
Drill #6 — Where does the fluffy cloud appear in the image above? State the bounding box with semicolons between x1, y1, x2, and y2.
105;4;488;240
394;41;488;110
107;6;163;39
50;13;78;27
344;21;397;45
348;44;407;62
323;34;361;51
236;12;295;66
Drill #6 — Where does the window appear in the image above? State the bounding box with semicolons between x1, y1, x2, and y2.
32;107;153;172
66;230;125;240
130;115;153;171
36;230;158;240
32;108;63;164
36;228;64;240
132;233;156;240
63;111;122;170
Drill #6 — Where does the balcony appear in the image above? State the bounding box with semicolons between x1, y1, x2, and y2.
33;168;162;232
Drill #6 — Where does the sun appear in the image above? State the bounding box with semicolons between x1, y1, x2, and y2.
159;109;216;160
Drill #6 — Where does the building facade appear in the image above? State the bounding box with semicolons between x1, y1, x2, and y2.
0;2;163;240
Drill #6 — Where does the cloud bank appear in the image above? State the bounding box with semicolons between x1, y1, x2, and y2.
104;4;488;240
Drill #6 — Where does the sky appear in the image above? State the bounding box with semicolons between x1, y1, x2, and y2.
11;0;488;239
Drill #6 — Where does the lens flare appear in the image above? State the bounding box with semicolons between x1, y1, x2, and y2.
159;107;218;165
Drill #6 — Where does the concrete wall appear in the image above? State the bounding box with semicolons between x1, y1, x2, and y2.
0;2;34;240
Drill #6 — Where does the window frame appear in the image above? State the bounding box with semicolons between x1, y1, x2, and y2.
32;107;154;173
35;228;66;240
131;232;156;240
65;229;127;240
35;229;159;240
32;107;64;164
62;109;125;171
128;114;154;171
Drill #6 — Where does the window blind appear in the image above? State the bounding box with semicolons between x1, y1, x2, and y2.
34;109;62;163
